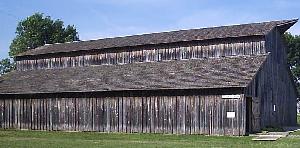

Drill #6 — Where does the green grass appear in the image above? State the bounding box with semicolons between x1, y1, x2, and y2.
0;130;299;148
261;127;284;132
292;130;300;135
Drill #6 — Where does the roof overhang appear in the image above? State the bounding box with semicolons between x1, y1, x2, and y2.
276;19;298;34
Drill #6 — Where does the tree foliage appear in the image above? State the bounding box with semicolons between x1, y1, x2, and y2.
0;58;14;76
284;33;300;95
9;13;79;57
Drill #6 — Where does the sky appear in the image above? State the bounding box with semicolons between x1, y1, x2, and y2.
0;0;299;60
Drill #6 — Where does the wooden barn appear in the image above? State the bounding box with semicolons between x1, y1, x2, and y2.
0;19;298;136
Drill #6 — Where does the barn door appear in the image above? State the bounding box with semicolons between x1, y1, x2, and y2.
251;97;261;132
246;97;252;134
246;97;261;134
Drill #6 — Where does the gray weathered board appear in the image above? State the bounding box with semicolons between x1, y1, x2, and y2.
0;95;246;136
16;39;265;71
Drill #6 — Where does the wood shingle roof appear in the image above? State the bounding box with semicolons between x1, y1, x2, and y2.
0;55;267;94
17;19;297;57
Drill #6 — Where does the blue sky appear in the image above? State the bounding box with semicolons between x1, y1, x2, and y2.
0;0;299;60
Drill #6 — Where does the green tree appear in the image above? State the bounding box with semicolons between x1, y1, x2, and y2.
9;13;79;57
0;58;14;76
284;33;300;96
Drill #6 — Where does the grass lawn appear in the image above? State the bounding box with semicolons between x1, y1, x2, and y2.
292;130;300;135
0;115;299;148
0;130;300;148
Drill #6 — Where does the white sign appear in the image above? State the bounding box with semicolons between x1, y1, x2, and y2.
222;95;241;99
227;112;236;118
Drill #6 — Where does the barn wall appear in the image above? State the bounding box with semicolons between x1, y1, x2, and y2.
246;28;298;129
0;94;246;136
16;38;265;71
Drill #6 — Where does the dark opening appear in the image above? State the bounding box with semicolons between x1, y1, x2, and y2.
246;97;252;134
0;87;245;99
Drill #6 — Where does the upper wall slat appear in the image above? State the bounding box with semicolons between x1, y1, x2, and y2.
16;40;265;71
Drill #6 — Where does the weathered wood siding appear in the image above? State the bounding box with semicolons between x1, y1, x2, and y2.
16;39;265;71
245;28;298;130
0;94;246;135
